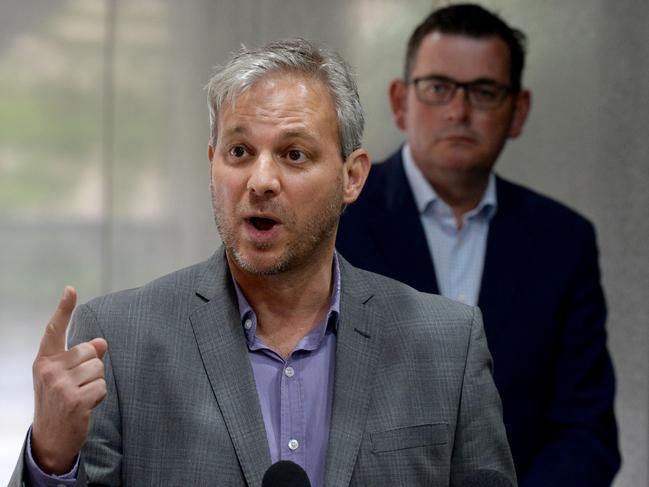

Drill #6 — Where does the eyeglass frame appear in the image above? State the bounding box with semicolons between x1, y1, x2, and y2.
409;74;516;110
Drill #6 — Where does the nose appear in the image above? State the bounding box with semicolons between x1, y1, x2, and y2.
246;152;281;197
444;86;470;122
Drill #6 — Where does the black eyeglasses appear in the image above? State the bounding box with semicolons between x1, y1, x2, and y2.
410;75;514;109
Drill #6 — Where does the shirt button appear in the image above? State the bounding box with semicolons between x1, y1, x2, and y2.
457;294;466;303
243;318;252;330
284;366;295;378
288;439;299;451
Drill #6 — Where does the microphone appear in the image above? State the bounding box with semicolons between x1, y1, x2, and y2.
261;460;312;487
456;469;514;487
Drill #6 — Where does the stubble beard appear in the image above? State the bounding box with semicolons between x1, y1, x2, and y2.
210;180;343;276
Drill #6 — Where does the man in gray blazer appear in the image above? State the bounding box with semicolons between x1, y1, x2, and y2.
13;39;515;487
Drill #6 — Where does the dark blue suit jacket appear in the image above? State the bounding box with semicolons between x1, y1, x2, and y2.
336;149;620;486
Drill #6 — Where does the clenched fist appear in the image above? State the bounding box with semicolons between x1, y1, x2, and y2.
31;286;108;475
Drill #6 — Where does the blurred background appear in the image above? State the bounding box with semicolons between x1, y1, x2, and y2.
1;0;647;485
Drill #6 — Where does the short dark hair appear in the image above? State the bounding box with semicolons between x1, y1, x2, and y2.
404;3;527;92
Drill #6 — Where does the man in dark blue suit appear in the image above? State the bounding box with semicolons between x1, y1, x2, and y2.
336;4;620;486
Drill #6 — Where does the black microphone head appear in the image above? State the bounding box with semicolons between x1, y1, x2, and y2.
262;460;312;487
456;469;514;487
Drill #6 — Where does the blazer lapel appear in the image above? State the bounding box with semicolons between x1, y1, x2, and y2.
478;177;533;341
326;257;382;487
189;251;271;486
368;151;439;294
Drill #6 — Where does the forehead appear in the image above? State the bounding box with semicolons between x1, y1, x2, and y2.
412;32;511;83
218;73;337;134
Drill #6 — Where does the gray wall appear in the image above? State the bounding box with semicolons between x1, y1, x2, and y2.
0;1;646;485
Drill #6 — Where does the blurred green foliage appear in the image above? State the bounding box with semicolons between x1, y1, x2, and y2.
0;0;171;214
0;0;173;306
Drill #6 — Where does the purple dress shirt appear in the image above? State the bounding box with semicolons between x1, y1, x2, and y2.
26;257;341;487
234;256;340;487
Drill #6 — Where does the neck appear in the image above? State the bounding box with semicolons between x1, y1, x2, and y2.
228;248;335;359
423;168;490;229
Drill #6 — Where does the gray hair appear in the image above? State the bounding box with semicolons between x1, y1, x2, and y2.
206;38;364;160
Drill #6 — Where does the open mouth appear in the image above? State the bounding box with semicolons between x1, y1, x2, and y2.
248;216;278;231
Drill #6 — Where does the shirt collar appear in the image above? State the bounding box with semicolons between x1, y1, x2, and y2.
401;144;498;221
232;254;341;348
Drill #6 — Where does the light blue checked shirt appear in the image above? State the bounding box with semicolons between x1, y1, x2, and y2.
402;145;497;306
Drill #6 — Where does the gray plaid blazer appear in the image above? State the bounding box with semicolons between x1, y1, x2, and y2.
11;248;515;486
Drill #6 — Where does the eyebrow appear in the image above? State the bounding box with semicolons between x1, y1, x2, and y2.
221;125;321;144
416;74;502;85
221;125;250;138
280;130;320;144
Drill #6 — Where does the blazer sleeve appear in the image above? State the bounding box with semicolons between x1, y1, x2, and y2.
450;307;517;487
519;223;620;487
67;303;123;487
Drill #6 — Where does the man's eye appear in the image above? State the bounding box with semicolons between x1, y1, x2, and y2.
432;83;451;93
471;86;499;100
424;82;452;95
286;149;307;163
229;146;248;158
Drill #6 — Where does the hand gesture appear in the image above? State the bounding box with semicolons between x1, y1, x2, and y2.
31;286;108;474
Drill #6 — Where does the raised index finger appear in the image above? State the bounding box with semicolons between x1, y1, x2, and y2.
38;286;77;357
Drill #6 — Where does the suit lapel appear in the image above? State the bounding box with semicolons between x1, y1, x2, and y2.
326;257;382;487
368;151;439;294
189;251;271;486
478;177;533;341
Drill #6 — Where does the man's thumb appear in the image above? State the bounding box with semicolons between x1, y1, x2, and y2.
89;337;108;360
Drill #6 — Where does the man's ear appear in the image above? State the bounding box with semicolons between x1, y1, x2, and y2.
508;89;531;139
342;148;371;205
207;143;215;183
389;79;409;131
